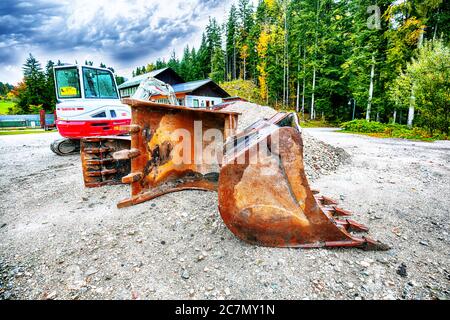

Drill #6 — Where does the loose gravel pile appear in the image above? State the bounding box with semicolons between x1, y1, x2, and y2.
223;101;350;181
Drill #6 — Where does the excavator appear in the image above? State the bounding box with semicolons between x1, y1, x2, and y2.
51;64;131;155
79;77;390;251
51;65;180;155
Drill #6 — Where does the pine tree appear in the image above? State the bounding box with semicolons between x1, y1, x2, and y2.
167;50;180;74
43;60;56;110
226;5;239;80
210;48;225;82
21;54;46;112
197;33;210;78
237;0;255;80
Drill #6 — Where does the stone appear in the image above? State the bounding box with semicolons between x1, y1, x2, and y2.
396;263;407;278
181;270;190;280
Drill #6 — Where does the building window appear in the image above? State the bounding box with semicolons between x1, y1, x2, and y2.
156;98;170;104
193;99;199;108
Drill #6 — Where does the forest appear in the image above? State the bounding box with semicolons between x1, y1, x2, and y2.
133;0;449;135
8;0;449;136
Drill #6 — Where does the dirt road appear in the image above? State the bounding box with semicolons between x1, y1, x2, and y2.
0;130;449;300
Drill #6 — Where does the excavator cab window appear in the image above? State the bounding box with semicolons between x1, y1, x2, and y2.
82;67;119;99
55;67;81;99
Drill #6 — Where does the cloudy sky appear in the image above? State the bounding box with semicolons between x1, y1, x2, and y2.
0;0;243;84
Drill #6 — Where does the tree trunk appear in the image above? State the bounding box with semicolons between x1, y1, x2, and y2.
243;56;246;81
302;48;306;120
393;109;397;124
233;37;236;80
407;87;415;128
296;45;300;113
283;1;288;106
286;56;289;107
366;53;375;121
311;66;316;120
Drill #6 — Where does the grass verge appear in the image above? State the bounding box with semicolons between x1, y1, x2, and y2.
0;129;53;136
0;100;15;115
340;119;447;141
299;119;338;128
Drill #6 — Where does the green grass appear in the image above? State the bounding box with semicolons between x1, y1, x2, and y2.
299;119;338;128
340;119;447;141
0;100;15;115
0;129;52;136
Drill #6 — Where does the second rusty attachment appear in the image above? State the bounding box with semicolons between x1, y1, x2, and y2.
81;136;131;188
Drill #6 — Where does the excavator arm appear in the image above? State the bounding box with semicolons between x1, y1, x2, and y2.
132;77;179;105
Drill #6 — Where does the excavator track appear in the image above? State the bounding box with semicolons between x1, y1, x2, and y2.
50;138;81;156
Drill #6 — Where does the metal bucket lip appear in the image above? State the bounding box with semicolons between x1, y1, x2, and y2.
122;98;242;116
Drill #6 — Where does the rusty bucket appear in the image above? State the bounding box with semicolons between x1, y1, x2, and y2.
218;113;389;250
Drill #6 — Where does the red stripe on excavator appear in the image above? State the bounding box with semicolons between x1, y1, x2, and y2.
56;119;131;139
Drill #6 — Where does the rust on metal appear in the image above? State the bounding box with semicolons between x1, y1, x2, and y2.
117;99;240;208
81;136;131;188
218;112;389;250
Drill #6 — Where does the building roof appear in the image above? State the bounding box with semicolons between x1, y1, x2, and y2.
118;68;170;89
173;79;230;98
172;79;211;93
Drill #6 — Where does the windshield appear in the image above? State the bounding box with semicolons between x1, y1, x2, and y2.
55;67;81;99
82;67;118;99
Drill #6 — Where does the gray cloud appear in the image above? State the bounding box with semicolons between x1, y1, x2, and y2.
0;0;228;72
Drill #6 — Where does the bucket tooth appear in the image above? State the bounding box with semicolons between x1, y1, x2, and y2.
86;158;114;165
113;148;141;160
86;168;118;177
360;237;391;251
117;198;134;209
129;124;142;134
122;172;143;184
117;124;141;134
331;206;352;217
84;146;112;154
336;219;369;232
316;195;338;206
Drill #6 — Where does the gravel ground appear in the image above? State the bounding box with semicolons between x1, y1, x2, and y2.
0;123;449;300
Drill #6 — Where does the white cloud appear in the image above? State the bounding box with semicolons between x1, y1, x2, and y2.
0;0;234;84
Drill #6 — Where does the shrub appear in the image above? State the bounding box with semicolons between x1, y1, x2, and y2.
340;120;447;141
